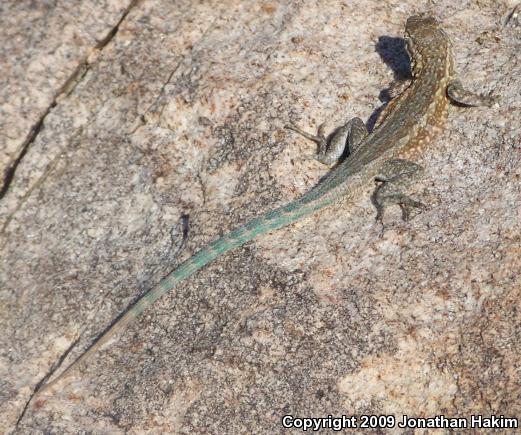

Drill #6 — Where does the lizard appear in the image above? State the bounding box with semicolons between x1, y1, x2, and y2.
38;14;495;394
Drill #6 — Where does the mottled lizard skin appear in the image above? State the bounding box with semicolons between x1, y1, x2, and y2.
38;14;494;393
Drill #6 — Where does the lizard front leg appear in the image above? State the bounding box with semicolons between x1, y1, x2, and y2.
373;79;413;129
373;159;425;222
285;117;368;166
447;79;497;107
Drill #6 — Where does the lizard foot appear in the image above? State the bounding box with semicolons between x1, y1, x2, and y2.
447;79;498;107
372;159;426;223
285;117;368;166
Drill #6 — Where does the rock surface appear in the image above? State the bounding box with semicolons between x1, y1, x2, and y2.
1;0;520;433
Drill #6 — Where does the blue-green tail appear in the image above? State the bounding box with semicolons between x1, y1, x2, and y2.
133;193;335;314
40;192;335;392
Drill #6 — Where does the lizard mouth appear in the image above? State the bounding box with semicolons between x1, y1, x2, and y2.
403;30;424;78
403;33;416;63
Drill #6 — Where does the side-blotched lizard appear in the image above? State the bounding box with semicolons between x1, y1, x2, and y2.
39;14;495;393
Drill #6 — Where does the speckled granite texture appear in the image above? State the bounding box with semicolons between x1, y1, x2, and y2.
1;0;520;433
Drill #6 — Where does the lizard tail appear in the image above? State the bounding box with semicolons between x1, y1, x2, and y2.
39;193;334;393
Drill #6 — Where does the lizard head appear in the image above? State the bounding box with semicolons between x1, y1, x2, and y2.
404;14;451;76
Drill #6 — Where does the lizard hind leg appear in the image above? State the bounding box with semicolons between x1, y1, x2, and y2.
372;159;426;222
447;79;497;107
285;117;368;166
